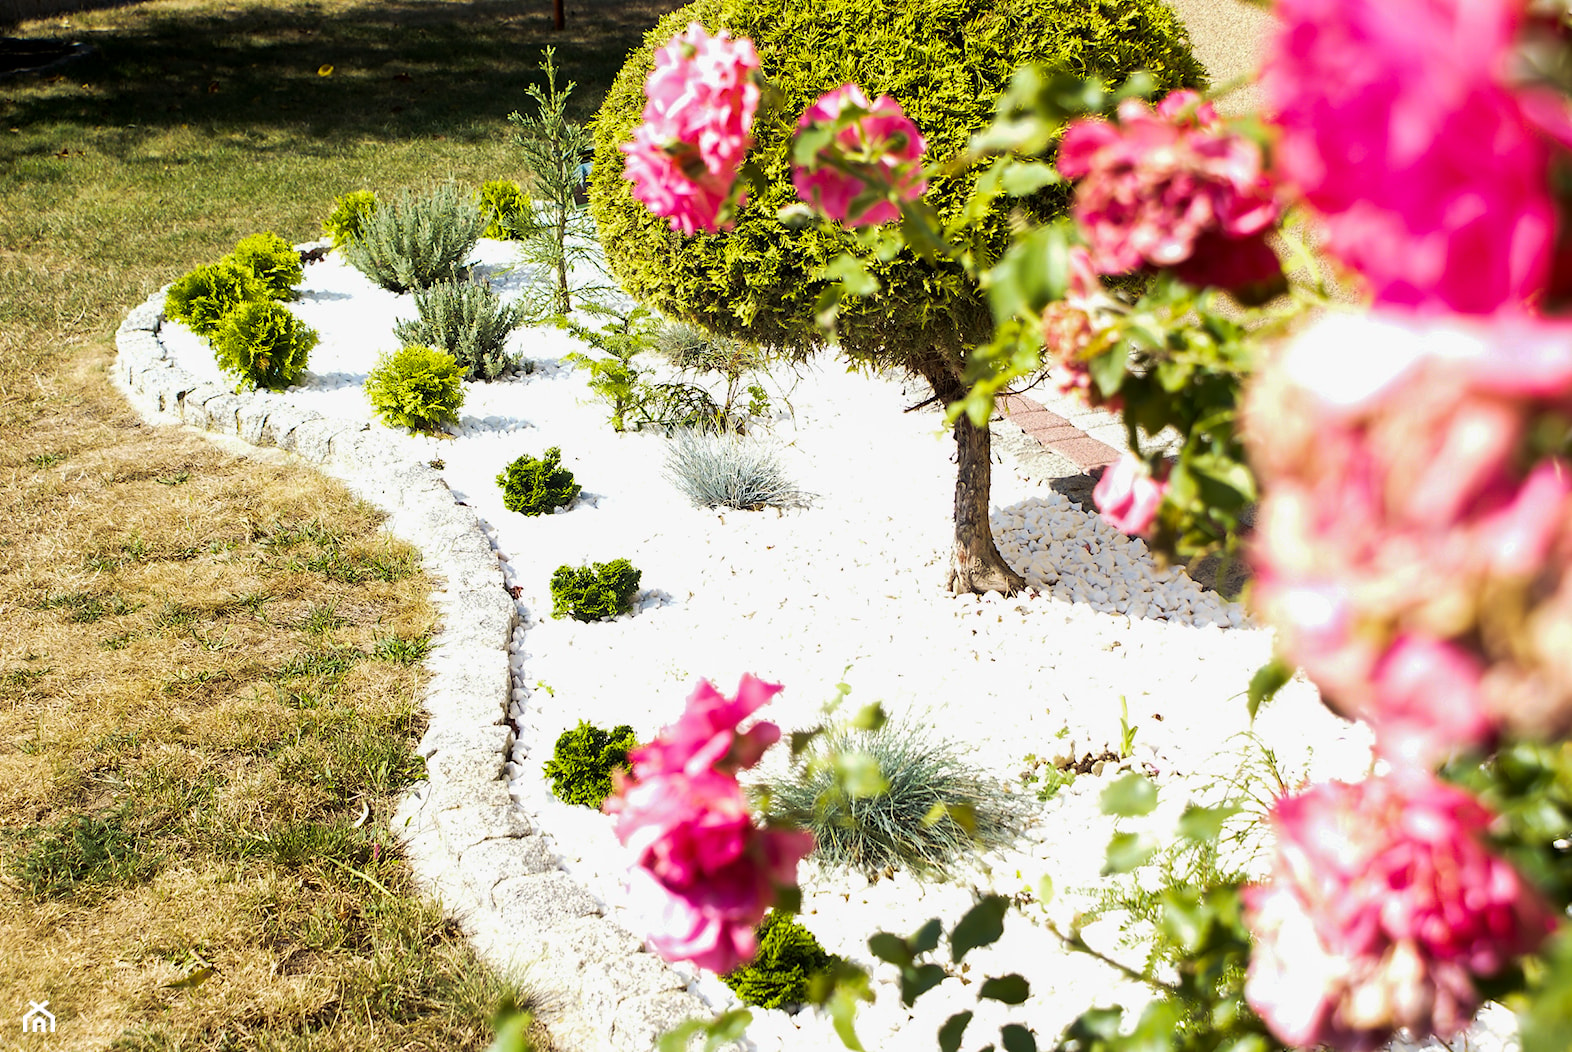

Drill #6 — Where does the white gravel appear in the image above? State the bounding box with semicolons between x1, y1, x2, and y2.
157;239;1517;1052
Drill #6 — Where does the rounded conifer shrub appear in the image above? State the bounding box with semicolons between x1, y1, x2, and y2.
211;301;318;391
227;231;303;300
364;345;466;434
164;260;268;337
722;911;842;1009
542;720;638;808
323;190;379;248
590;0;1204;361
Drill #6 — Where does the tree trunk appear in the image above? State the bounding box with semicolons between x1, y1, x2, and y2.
908;349;1027;596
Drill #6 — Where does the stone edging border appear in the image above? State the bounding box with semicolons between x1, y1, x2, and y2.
110;286;1128;1051
112;287;707;1052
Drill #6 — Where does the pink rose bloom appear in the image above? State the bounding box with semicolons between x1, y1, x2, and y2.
621;23;761;234
1263;0;1570;313
1366;634;1494;766
1092;453;1168;536
630;674;784;779
792;83;927;226
1057;89;1281;289
1243;773;1558;1049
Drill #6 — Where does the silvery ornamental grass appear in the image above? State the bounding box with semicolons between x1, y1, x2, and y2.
663;430;810;511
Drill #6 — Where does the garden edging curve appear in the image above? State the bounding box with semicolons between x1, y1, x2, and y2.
112;286;710;1052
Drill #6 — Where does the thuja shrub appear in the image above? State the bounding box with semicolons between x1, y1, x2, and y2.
542;720;638;807
478;178;535;240
364;345;466;434
497;446;581;515
393;279;527;381
772;720;1031;880
164;260;268;337
322;189;378;247
664;430;809;510
211;300;319;391
343;184;484;293
722;911;842;1009
590;0;1202;358
550;559;642;622
227;232;302;300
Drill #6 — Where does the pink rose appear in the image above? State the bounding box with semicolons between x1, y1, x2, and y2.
1263;0;1569;313
1057;89;1281;288
630;674;784;779
1092;453;1168;536
1366;634;1494;766
792;83;927;226
621;23;761;234
1243;773;1558;1049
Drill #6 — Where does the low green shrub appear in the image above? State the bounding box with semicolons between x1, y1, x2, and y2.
664;431;809;510
364;345;466;434
164;260;268;336
211;300;319;391
542;720;639;808
323;189;379;248
394;279;527;381
497;446;580;515
478;179;536;240
771;720;1031;880
227;231;302;300
343;184;484;293
722;911;841;1009
549;559;641;622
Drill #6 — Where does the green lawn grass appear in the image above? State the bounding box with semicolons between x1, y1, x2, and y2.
0;0;669;1045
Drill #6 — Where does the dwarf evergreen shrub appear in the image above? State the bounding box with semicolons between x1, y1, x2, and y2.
550;559;641;622
227;232;302;300
497;446;581;515
664;431;809;510
393;279;527;381
478;179;536;240
542;720;639;807
343;184;484;293
164;260;268;337
211;300;318;391
722;912;841;1009
364;345;466;433
772;720;1030;880
323;190;379;248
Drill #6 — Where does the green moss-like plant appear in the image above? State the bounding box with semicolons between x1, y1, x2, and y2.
590;0;1202;594
211;300;318;391
542;720;638;807
497;446;581;515
322;190;379;248
364;345;466;434
477;179;536;240
164;260;268;337
343;184;484;293
393;278;527;381
549;559;641;622
227;232;303;300
722;912;841;1009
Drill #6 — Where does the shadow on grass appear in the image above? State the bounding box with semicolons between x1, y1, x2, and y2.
5;0;673;146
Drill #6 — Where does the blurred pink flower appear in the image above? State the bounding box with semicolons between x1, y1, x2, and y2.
792;83;927;226
1243;773;1558;1049
1092;453;1168;536
621;22;761;234
1263;0;1570;313
631;674;783;779
1366;634;1494;766
605;676;811;973
1057;89;1280;288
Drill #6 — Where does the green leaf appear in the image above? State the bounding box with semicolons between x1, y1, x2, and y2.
1102;831;1158;875
1186;451;1257;507
850;702;887;731
900;963;947;1007
978;973;1030;1005
837;751;888;798
1100;773;1158;817
1520;928;1572;1052
1063;1006;1124;1043
984;223;1072;324
910;918;943;956
868;932;911;966
827;970;872;1051
1247;658;1293;720
899;199;950;262
938;1011;973;1052
1177;803;1242;843
950;895;1009;963
1038;873;1054;906
1088;341;1130;399
1001;1024;1037;1052
817;254;880;298
1000;162;1061;196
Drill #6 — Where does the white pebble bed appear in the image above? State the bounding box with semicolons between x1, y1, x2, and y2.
158;239;1514;1052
